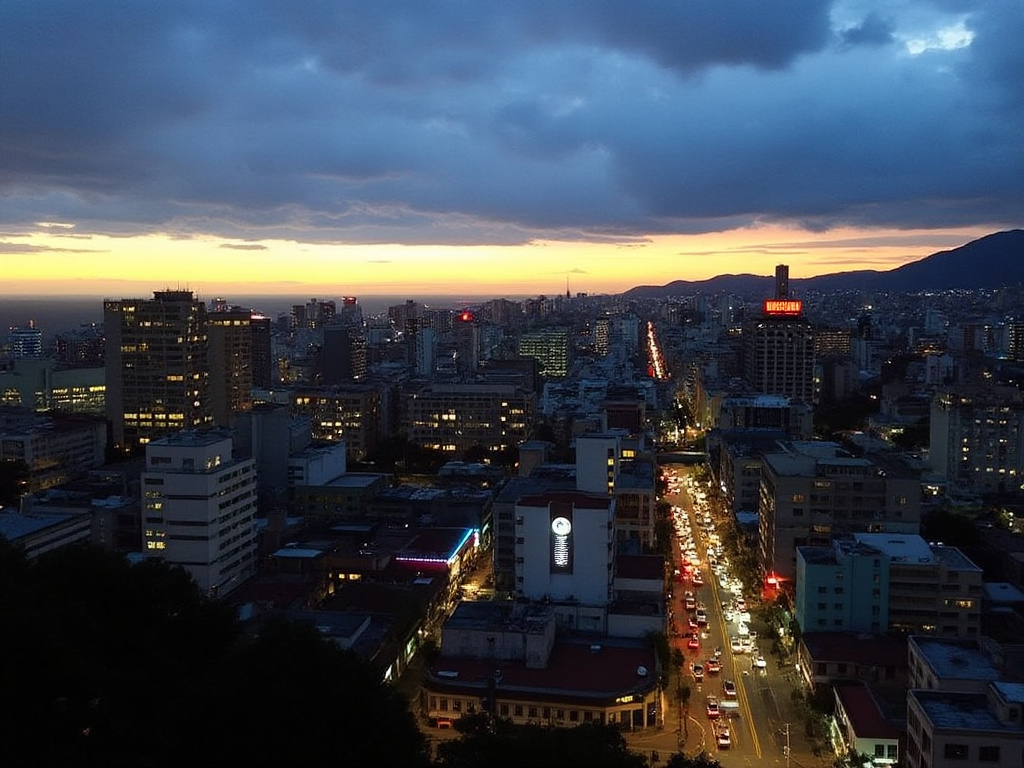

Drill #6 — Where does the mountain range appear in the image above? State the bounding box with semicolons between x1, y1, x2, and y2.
622;229;1024;300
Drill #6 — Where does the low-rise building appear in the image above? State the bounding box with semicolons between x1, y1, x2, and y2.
421;601;661;730
832;682;902;767
906;682;1024;768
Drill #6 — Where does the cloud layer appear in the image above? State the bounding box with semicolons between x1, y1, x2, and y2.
2;1;1021;247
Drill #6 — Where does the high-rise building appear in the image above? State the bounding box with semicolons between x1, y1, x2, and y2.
758;441;921;584
141;431;257;597
517;327;570;378
930;384;1024;496
8;323;43;359
250;314;273;389
207;307;255;428
54;324;104;365
321;323;356;384
452;310;480;376
104;290;213;454
743;271;815;403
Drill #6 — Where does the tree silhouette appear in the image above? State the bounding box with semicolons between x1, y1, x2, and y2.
0;543;430;768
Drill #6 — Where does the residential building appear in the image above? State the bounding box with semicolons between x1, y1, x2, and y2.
907;636;1008;694
796;534;983;638
906;683;1024;768
831;682;902;767
206;307;255;428
402;382;534;458
141;431;257;598
292;384;383;461
758;441;921;584
930;384;1024;496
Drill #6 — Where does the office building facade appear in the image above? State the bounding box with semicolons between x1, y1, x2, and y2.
104;291;213;453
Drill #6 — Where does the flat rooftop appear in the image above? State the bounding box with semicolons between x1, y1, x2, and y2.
911;636;1001;681
911;689;1023;732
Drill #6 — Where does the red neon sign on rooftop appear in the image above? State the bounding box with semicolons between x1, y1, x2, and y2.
763;299;803;316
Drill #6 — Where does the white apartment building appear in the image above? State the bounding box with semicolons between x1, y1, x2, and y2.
142;431;258;598
513;489;615;633
906;683;1024;768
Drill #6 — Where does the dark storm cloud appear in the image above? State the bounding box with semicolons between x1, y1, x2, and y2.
0;0;1021;245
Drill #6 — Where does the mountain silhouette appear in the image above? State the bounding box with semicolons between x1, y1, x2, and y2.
622;229;1024;299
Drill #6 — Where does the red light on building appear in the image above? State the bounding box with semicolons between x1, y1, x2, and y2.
459;311;474;322
766;573;779;586
763;299;802;316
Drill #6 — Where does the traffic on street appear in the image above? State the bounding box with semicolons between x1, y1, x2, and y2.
654;463;809;766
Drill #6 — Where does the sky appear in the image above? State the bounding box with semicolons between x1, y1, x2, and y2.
2;1;1022;301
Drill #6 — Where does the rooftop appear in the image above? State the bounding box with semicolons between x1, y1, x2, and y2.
854;533;934;563
993;681;1024;705
0;509;75;541
911;689;1023;732
984;582;1024;604
801;632;908;667
911;636;1001;681
835;682;902;740
429;636;658;700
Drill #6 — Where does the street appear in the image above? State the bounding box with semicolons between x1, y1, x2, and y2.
628;464;832;767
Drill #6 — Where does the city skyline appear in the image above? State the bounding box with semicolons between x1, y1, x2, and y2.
2;2;1021;298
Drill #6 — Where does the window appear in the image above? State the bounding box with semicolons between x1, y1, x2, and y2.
440;698;448;712
499;704;509;717
528;706;538;718
978;746;999;762
818;586;827;594
452;699;461;712
943;744;968;760
513;704;523;717
569;710;579;722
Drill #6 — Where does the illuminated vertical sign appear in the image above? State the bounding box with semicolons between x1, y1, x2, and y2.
550;505;573;573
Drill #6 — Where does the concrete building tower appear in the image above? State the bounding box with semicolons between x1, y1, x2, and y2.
104;290;213;454
207;307;255;428
743;267;815;403
142;431;257;597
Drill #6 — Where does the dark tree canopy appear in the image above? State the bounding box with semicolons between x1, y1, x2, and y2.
0;542;430;768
